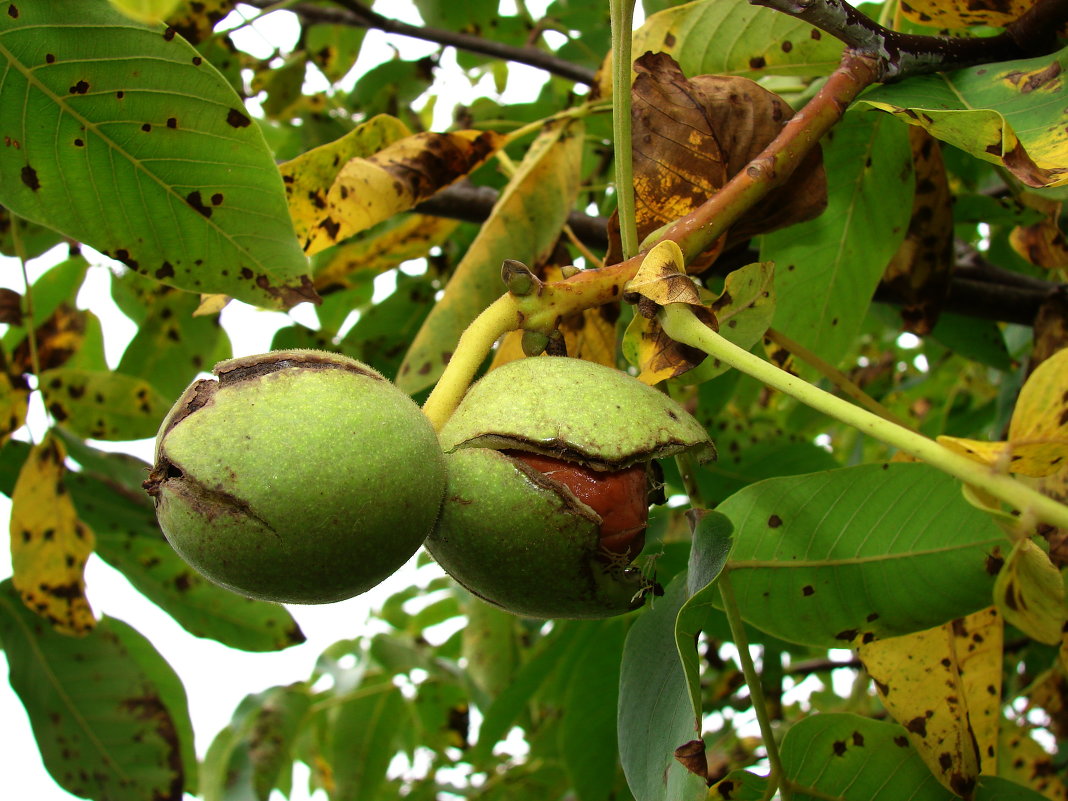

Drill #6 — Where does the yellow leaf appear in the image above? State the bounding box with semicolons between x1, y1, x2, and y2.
899;0;1037;28
1010;193;1068;270
624;240;703;308
108;0;182;23
998;718;1068;801
303;129;503;255
9;436;96;636
950;608;1003;774
194;293;230;317
0;370;29;444
993;538;1066;644
280;115;412;252
937;348;1068;477
857;621;981;798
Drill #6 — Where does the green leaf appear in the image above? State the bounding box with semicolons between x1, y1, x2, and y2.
200;684;313;801
0;579;195;800
782;713;1049;800
675;510;733;726
619;574;707;801
39;366;170;440
560;618;628;801
341;272;435;381
859;49;1068;188
322;679;407;801
633;0;844;81
0;0;315;308
115;285;230;399
760;109;913;374
718;462;1010;647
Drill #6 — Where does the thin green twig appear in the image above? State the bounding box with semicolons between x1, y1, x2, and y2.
609;0;639;259
719;569;790;801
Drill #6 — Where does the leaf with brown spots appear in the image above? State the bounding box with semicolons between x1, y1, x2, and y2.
1009;193;1068;270
610;53;825;271
950;608;1003;775
9;436;96;636
625;0;843;86
0;368;29;444
938;347;1068;477
165;0;235;44
998;720;1068;801
880;128;955;335
39;366;169;441
312;213;459;293
0;580;196;800
0;1;314;309
279;115;412;253
859;51;1068;188
901;0;1039;29
397;118;585;394
622;240;717;384
993;537;1066;644
300;128;503;256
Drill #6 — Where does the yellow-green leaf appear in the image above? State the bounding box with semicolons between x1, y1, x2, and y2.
40;367;170;441
108;0;182;23
998;719;1068;801
397;119;585;394
993;537;1066;644
859;50;1068;188
9;436;96;636
856;621;980;798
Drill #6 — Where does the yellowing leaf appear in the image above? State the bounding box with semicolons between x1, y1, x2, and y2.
0;370;29;444
194;293;230;317
107;0;182;24
998;719;1068;801
622;240;717;384
857;622;981;798
303;129;504;255
993;537;1066;644
899;0;1037;28
859;51;1068;188
280;115;412;252
1010;193;1068;270
397;119;585;394
950;608;1003;774
938;347;1068;476
313;214;459;292
9;437;96;636
40;367;170;441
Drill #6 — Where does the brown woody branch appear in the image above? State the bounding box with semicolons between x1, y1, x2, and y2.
750;0;1067;81
243;0;597;85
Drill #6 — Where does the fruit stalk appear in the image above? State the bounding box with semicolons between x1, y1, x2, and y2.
659;302;1068;530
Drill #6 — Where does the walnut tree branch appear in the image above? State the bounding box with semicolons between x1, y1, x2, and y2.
244;0;597;85
749;0;1068;81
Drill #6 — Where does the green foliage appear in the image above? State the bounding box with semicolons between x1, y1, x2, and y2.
1;0;1067;800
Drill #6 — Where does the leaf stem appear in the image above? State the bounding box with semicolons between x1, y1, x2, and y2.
659;302;1068;530
719;569;790;801
764;327;915;431
609;0;639;259
422;294;520;430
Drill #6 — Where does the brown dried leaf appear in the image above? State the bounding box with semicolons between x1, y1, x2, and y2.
880;128;955;334
608;52;826;269
1010;193;1068;270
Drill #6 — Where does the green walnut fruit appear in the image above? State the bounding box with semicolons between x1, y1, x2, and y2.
426;356;714;619
143;350;446;604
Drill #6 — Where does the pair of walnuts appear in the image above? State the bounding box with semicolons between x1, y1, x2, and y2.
143;350;713;619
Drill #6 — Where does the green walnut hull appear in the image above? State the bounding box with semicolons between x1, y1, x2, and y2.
428;356;715;619
148;350;446;604
426;448;651;619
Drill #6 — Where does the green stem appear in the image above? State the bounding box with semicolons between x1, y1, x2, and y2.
609;0;639;258
422;295;520;430
659;303;1068;530
720;569;790;801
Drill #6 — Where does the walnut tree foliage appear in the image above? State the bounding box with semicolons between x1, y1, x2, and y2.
2;0;1068;800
